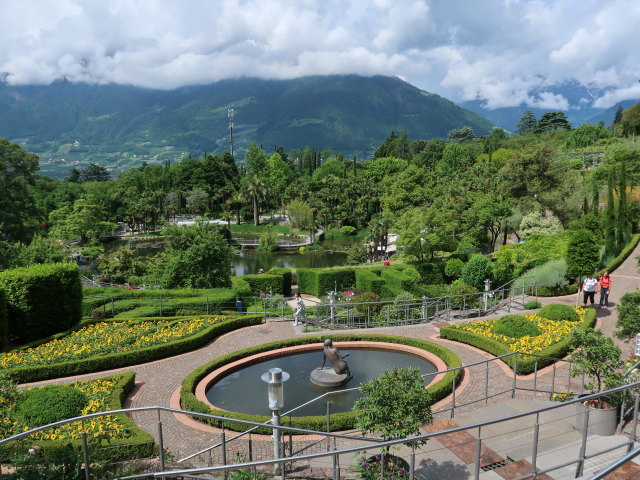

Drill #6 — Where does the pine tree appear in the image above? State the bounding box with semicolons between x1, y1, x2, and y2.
616;158;628;252
591;182;600;215
605;168;616;257
613;105;624;125
516;110;537;135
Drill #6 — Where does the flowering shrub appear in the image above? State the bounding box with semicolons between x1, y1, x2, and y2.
355;453;409;480
0;317;221;369
552;391;575;402
2;378;128;442
447;307;586;355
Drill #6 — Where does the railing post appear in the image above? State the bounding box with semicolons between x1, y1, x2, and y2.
289;416;293;457
485;361;490;405
248;433;253;462
575;408;590;478
333;453;339;480
512;355;518;398
550;363;557;400
81;431;90;480
221;427;227;467
451;374;457;418
157;410;166;472
629;394;640;452
531;413;540;475
326;401;331;452
474;426;482;480
410;446;415;480
533;360;538;395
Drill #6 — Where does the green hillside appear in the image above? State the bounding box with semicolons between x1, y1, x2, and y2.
0;75;493;177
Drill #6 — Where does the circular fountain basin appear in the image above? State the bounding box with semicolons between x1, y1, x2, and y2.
197;342;445;417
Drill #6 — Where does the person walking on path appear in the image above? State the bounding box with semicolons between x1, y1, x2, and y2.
599;271;612;308
581;273;598;306
293;292;307;326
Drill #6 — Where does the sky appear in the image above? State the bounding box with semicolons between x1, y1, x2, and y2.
1;0;639;110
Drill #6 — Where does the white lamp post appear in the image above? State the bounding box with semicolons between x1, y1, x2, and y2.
261;367;290;474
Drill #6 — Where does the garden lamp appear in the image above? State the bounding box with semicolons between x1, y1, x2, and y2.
261;367;289;473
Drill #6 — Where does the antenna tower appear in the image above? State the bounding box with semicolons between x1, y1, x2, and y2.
227;108;235;159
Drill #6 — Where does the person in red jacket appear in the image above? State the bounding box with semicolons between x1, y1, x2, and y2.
598;271;612;308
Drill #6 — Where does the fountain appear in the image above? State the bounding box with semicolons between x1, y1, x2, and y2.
199;341;444;417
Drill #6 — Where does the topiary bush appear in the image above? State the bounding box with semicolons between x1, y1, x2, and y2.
461;254;492;290
444;258;465;280
0;263;82;343
16;385;88;428
493;315;541;338
538;303;580;322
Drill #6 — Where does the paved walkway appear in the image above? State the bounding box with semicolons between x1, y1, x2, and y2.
21;242;640;475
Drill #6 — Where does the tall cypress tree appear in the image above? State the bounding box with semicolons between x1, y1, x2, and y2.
605;167;616;257
616;158;628;251
591;182;600;215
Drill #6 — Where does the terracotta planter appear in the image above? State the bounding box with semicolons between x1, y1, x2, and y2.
575;398;618;436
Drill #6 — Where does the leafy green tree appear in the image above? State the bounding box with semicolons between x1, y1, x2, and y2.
447;126;475;142
463;193;512;252
0;139;39;242
380;165;431;213
286;198;314;231
622;102;640;136
245;142;268;176
484;127;507;161
568;329;624;406
395;206;455;261
518;211;562;238
565;229;599;281
566;122;611;148
535;112;571;133
158;224;232;288
48;195;114;245
516;110;537;135
78;163;111;182
436;142;471;175
354;367;432;447
185;187;209;215
411;138;445;170
364;157;408;183
373;131;398;159
615;291;640;340
264;152;290;207
97;245;150;284
461;254;492;290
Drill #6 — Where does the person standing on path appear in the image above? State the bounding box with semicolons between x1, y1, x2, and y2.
581;273;598;306
293;292;307;326
598;271;612;307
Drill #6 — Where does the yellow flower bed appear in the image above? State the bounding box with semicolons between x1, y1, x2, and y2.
0;317;221;369
448;307;586;355
3;378;126;442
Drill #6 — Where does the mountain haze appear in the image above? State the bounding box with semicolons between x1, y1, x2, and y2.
0;75;492;177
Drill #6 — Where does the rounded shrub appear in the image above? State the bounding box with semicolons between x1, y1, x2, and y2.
493;315;541;338
353;291;382;314
17;385;87;427
538;303;580;322
445;258;464;280
339;226;357;236
461;254;492;290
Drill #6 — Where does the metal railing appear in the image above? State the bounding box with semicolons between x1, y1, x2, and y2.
3;380;639;480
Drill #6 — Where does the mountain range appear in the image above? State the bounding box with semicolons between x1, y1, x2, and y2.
460;81;639;132
0;75;493;178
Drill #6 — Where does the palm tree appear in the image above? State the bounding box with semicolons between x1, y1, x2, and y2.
227;191;245;225
242;175;267;226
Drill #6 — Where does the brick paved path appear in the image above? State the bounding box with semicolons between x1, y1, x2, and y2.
21;242;640;470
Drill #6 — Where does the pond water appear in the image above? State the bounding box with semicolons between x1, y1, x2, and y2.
103;239;348;276
206;349;437;417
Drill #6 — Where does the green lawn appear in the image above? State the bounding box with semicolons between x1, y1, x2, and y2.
229;223;294;234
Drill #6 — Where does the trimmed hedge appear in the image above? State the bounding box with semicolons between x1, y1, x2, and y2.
297;268;356;297
598;233;640;276
241;274;283;296
83;277;252;318
413;262;446;285
439;307;597;375
181;334;463;433
268;268;292;296
493;315;541;338
355;268;385;295
0;263;82;343
13;372;157;462
531;284;579;297
4;315;264;383
538;304;580;322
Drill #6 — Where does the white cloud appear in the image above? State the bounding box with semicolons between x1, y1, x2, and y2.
0;0;637;108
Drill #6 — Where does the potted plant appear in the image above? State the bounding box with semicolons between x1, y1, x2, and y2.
353;367;433;479
567;329;625;436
